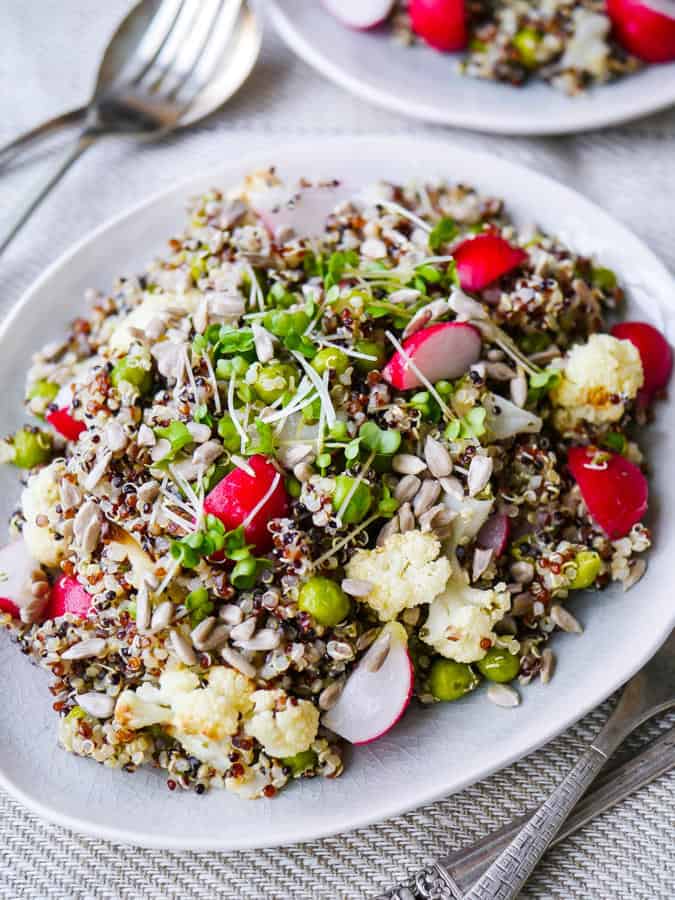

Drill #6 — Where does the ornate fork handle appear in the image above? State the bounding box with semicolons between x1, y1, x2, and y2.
376;862;463;900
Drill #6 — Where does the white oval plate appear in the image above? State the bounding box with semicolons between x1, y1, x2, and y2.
268;1;675;135
1;137;674;850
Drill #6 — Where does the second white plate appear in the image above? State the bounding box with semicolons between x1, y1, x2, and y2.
268;1;675;135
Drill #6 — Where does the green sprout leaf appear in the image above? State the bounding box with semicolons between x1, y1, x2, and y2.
428;217;457;253
186;587;214;628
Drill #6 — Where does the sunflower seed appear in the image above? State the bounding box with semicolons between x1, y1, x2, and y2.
137;424;156;447
341;578;374;597
77;692;116;719
252;322;275;363
151;439;172;463
377;516;399;546
318;680;344;711
550;604;583;634
624;559;647;591
392;453;427;476
389;288;421;305
293;461;314;482
424;436;453;478
59;479;81;510
440;476;464;500
219;604;244;625
485;362;517;381
221;645;257;678
398;502;415;533
394;474;421;503
187;422;211;444
468;455;493;496
192;440;223;469
62;638;107;661
104;421;128;453
363;632;391;673
169;630;198;665
151;600;174;632
541;648;556;684
73;502;103;560
510;368;528;408
237;629;281;652
418;503;448;533
413;479;442;517
230;618;257;642
472;547;493;581
191;616;216;649
199;624;231;651
487;684;520;708
281;444;315;468
135;584;151;634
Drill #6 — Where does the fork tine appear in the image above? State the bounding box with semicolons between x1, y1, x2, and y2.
117;0;189;87
137;0;206;91
171;0;246;109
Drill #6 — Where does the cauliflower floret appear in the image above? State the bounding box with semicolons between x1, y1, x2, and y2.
114;667;255;771
108;292;198;353
551;334;643;430
246;690;319;759
21;461;71;566
559;9;610;77
422;575;511;663
345;530;451;622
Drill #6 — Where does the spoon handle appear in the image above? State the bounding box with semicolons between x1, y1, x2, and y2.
0;107;86;173
0;129;98;257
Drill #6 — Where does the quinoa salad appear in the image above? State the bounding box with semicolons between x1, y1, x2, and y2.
0;171;670;799
391;0;642;95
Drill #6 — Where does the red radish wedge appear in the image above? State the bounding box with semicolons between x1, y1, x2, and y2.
382;322;482;390
409;0;468;51
322;622;414;744
204;454;288;554
610;321;672;402
567;446;648;539
453;233;528;293
322;0;395;29
606;0;675;62
46;407;86;441
476;513;510;556
252;182;351;241
44;575;93;620
0;539;50;623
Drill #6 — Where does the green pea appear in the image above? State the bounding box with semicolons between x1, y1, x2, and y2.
513;27;541;68
217;416;241;452
111;356;153;395
353;339;386;373
429;658;479;701
476;648;520;684
302;396;322;424
263;309;310;338
298;576;351;627
253;363;296;404
570;550;602;590
592;266;617;292
329;421;350;441
28;380;59;403
282;748;317;776
332;475;372;524
312;347;349;376
12;427;53;468
285;475;302;498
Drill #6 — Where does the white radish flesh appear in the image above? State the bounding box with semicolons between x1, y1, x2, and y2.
322;0;395;29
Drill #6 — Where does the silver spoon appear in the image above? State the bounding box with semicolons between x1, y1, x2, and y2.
0;0;262;256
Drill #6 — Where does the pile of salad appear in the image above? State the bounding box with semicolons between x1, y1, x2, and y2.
0;171;670;799
324;0;675;96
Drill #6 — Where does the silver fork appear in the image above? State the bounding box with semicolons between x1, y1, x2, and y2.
0;0;254;256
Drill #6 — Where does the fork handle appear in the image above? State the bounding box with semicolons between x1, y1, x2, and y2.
0;129;98;257
0;106;86;172
462;745;608;900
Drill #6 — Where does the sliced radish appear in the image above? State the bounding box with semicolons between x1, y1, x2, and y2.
567;446;648;539
453;233;528;293
382;322;482;390
46;407;86;441
44;574;93;620
204;454;288;554
610;321;672;402
251;182;351;241
408;0;468;51
322;622;414;744
0;539;50;623
322;0;395;29
477;513;510;556
606;0;675;62
484;392;542;440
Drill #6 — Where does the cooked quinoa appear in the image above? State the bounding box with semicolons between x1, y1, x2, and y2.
0;170;661;798
391;0;641;95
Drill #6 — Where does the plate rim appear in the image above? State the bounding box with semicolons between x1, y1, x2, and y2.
1;134;674;850
267;1;675;135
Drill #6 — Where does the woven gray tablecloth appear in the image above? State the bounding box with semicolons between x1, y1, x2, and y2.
1;3;674;898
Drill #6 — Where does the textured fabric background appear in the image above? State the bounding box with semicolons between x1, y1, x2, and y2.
1;3;674;898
